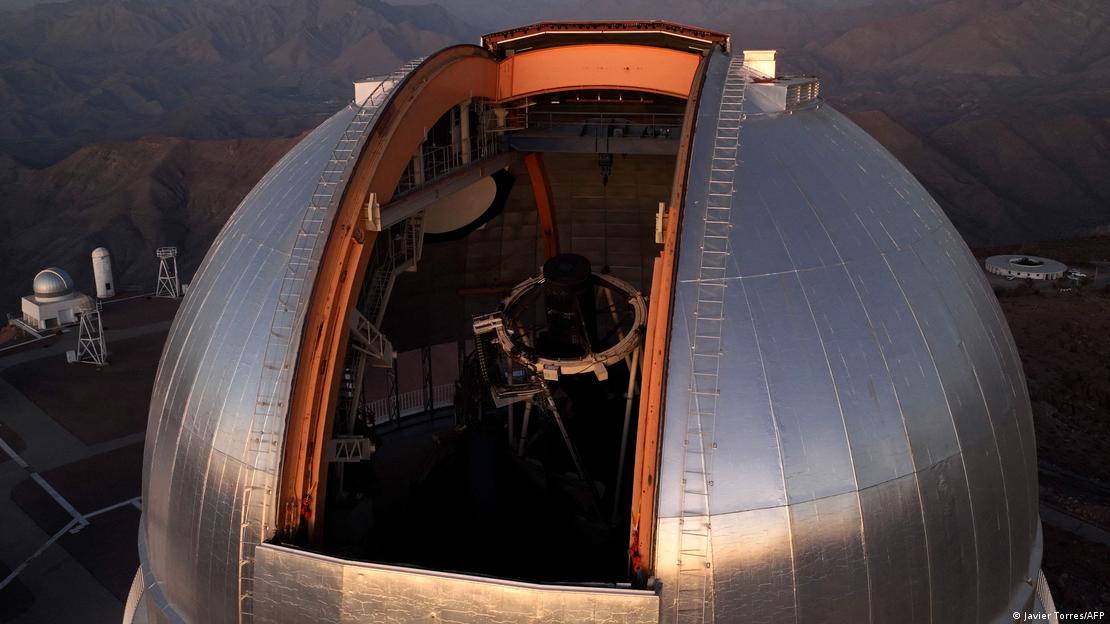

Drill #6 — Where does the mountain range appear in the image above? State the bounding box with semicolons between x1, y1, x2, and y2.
0;135;298;310
0;0;469;164
1;0;1109;314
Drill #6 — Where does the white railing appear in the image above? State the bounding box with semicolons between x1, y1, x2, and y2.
348;308;392;365
368;382;455;425
11;317;45;338
1035;570;1059;624
394;132;503;197
499;110;684;135
240;56;425;624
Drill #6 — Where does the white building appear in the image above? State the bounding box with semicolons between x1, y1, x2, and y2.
92;247;115;298
21;268;88;330
985;254;1067;280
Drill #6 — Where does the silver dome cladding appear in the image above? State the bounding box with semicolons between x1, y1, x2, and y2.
653;50;1039;623
133;45;1043;624
33;267;75;297
139;101;377;623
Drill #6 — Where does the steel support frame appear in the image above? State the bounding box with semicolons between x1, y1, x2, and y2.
421;345;434;417
524;153;560;259
75;304;108;366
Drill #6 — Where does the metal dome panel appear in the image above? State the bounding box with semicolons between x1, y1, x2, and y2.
139;103;367;624
653;50;1040;623
32;267;74;297
131;40;1046;624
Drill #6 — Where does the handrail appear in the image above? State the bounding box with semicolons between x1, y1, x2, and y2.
394;132;503;197
367;382;455;425
1035;570;1058;624
497;110;684;134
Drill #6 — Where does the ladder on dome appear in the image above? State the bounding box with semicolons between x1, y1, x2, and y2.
237;58;424;624
673;55;748;624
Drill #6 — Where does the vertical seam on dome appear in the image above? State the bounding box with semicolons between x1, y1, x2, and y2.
758;180;797;273
768;143;845;270
739;279;799;623
881;251;982;623
959;339;1016;608
919;239;1017;612
194;245;274;606
954;238;1038;555
796;271;873;624
843;263;934;624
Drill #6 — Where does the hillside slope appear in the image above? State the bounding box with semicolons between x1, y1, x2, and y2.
0;0;468;164
1;0;1109;305
0;134;298;313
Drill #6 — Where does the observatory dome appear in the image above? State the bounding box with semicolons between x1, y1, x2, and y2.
130;22;1050;624
32;267;74;298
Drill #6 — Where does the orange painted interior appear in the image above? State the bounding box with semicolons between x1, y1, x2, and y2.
523;153;559;259
628;52;709;572
495;44;700;102
279;46;500;540
279;39;709;558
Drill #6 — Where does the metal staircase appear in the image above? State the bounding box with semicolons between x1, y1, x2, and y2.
351;211;426;369
238;57;424;624
673;55;748;624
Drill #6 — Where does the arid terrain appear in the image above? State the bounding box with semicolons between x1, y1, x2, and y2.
0;0;1108;315
0;0;468;164
0;135;298;310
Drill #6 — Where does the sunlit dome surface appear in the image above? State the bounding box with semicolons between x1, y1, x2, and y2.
32;267;74;298
128;22;1049;624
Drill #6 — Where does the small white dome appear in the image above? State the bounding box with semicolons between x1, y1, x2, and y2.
92;247;111;259
33;267;74;298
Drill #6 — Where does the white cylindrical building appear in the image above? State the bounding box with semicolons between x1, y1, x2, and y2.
92;247;115;298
